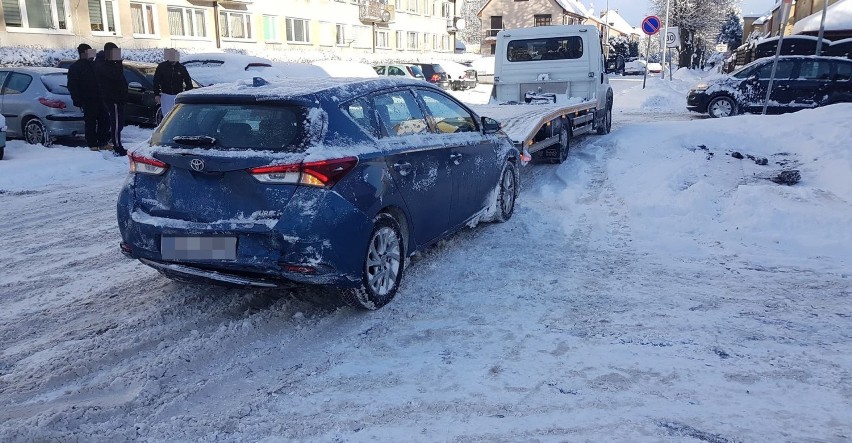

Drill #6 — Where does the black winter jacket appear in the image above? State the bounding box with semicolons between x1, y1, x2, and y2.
67;59;101;106
153;61;193;95
95;59;128;103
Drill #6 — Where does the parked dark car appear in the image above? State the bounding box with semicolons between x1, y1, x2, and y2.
57;60;201;126
117;77;519;310
411;63;450;90
687;55;852;117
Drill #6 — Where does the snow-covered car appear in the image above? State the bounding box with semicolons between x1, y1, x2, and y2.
437;60;478;90
623;59;647;75
647;62;663;74
0;67;83;146
312;60;378;78
687;55;852;118
182;53;274;86
373;63;426;81
117;77;518;310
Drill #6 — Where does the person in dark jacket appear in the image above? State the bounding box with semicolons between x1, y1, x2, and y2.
153;48;193;119
67;44;110;151
94;42;128;156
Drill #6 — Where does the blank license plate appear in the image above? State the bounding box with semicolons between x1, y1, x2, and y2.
161;236;237;260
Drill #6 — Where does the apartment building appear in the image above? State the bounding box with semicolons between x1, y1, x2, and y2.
0;0;460;56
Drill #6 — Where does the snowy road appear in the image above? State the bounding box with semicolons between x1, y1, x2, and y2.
1;75;851;442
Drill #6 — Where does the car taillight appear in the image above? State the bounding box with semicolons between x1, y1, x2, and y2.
129;152;168;175
430;74;441;82
38;97;66;109
249;157;358;187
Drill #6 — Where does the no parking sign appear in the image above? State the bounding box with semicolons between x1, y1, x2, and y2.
642;16;661;36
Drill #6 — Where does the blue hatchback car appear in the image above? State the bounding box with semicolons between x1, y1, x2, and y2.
117;77;519;309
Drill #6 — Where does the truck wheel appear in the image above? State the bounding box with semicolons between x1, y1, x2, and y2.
550;126;570;164
597;103;612;135
338;213;405;310
708;96;737;118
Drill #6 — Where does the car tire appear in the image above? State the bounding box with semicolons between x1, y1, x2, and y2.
339;213;405;310
23;118;51;146
492;160;518;223
708;96;737;118
550;125;570;164
597;99;613;135
0;146;4;160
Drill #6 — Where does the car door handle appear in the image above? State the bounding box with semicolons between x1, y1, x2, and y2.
393;162;412;176
450;153;463;164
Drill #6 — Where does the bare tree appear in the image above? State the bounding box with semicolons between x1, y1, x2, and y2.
649;0;739;68
459;0;485;46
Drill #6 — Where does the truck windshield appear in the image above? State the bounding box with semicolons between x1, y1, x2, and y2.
507;36;584;62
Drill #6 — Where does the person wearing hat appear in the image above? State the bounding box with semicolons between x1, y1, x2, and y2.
94;42;128;156
67;43;110;151
153;48;193;119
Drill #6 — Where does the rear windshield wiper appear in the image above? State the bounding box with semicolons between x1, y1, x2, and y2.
172;135;217;146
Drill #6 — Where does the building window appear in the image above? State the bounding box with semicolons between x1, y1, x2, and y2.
220;10;251;39
130;2;156;36
488;16;502;37
168;6;207;38
534;14;551;27
442;35;449;51
395;0;403;11
88;0;118;33
396;30;404;49
335;24;346;45
407;31;419;50
376;30;389;49
263;15;278;41
286;17;310;43
441;2;451;18
3;0;69;31
407;0;418;14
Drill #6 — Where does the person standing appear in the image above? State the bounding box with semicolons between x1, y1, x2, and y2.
67;44;110;151
153;48;193;119
95;42;128;156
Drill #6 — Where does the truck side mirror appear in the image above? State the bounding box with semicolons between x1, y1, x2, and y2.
481;116;502;134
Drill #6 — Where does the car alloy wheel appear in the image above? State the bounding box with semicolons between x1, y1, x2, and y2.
340;214;405;310
24;118;50;146
708;96;736;118
495;161;518;222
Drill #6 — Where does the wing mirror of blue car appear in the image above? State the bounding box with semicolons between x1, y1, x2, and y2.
481;116;502;134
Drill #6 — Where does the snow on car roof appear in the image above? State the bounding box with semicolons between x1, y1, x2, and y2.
179;76;425;102
312;60;379;78
182;52;273;66
7;66;67;74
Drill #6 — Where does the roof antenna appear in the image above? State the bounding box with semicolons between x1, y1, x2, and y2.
253;77;269;87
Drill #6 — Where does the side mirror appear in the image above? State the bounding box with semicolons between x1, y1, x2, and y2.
481;116;502;134
128;81;145;92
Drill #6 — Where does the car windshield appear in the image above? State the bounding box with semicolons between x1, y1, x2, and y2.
152;103;310;152
41;73;70;95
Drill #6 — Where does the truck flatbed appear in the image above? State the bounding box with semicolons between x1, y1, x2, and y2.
470;101;597;149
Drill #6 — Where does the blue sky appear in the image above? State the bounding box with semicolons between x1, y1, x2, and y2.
596;0;776;28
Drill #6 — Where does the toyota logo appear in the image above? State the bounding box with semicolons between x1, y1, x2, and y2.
190;158;205;172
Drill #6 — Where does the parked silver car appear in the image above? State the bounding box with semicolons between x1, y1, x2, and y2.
0;67;83;146
373;63;426;81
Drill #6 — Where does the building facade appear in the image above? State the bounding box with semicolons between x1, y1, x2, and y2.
0;0;460;56
476;0;589;55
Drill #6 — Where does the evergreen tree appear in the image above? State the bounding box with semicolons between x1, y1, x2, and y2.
718;10;744;48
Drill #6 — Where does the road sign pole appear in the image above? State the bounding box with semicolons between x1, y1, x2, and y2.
815;0;829;55
762;0;793;115
662;0;671;79
643;35;651;89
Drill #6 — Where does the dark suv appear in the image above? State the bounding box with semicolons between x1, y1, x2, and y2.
411;63;450;90
57;60;201;126
687;55;852;117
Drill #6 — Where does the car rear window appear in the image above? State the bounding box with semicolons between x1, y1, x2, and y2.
507;36;584;62
151;104;310;152
406;65;425;78
41;73;70;95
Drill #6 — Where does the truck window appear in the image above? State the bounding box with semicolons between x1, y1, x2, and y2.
507;36;583;62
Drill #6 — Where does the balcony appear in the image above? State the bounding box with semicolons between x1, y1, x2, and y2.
359;1;395;24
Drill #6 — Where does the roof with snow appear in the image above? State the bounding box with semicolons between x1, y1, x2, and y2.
477;0;590;17
600;10;640;36
792;0;852;34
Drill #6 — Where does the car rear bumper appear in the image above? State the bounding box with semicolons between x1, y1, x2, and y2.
44;117;85;137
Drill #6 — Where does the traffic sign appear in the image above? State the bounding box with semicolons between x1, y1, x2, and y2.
642;16;662;35
666;27;680;48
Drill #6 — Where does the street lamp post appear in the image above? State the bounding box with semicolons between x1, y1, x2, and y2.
661;0;671;79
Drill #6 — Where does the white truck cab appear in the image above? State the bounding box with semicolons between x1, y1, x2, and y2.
493;25;612;111
471;25;613;164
